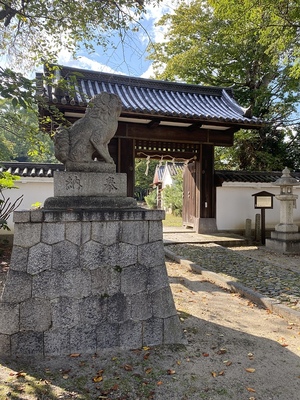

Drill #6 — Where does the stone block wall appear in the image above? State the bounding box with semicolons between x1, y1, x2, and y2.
0;208;184;357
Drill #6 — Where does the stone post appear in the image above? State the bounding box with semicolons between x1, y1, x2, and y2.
245;218;252;239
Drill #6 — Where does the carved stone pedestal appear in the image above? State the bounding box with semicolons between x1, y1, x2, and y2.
266;168;300;255
0;172;184;358
266;231;300;255
44;171;137;209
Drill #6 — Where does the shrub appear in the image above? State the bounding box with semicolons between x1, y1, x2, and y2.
162;171;183;216
0;171;23;230
144;189;157;209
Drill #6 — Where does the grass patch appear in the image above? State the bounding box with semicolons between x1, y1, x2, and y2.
163;213;183;227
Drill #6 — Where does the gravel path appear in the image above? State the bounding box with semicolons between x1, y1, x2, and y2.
165;243;300;312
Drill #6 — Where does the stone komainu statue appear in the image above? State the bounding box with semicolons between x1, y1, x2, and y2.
54;92;122;167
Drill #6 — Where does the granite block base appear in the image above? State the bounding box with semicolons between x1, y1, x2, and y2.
0;208;185;358
266;232;300;255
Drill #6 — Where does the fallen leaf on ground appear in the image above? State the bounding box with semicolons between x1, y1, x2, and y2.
95;369;104;375
245;368;256;373
167;369;176;375
247;387;256;392
124;364;133;371
93;376;103;383
145;368;152;374
69;353;81;357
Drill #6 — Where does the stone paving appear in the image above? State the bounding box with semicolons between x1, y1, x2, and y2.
165;242;300;313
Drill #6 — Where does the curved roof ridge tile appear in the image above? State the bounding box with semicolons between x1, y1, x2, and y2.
221;89;244;115
116;84;132;109
181;92;203;116
140;87;164;113
162;90;185;115
187;93;216;117
131;86;149;112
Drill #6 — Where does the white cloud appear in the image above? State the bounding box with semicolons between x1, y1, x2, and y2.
140;61;166;79
57;50;125;75
141;0;191;52
140;63;155;79
143;0;181;21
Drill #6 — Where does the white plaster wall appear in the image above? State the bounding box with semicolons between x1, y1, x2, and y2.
2;178;300;235
216;183;300;231
1;178;54;234
161;169;173;189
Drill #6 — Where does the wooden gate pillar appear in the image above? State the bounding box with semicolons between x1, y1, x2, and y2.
196;144;217;233
117;138;135;198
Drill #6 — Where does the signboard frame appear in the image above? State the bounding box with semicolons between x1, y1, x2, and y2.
252;191;275;245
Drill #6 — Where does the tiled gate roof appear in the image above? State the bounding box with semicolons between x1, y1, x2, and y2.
215;170;300;184
0;162;64;178
36;65;263;128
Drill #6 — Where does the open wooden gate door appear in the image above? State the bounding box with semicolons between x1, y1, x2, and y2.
182;147;217;233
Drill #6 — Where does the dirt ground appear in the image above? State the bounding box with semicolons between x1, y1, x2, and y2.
0;245;300;399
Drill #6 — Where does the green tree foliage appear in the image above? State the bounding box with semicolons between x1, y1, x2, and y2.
209;0;300;79
0;0;153;65
0;0;160;159
162;171;183;216
0;99;56;162
144;189;157;209
0;0;160;107
148;0;300;170
134;158;157;200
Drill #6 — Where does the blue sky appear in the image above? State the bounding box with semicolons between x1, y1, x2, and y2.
57;1;177;78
